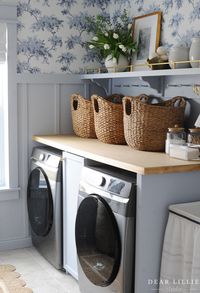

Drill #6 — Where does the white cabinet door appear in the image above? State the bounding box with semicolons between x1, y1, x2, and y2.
62;152;84;280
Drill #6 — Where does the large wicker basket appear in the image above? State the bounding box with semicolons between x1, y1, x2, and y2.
91;94;126;144
70;94;96;138
123;95;186;151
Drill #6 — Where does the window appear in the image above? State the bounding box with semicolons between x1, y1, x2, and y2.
0;4;18;197
0;23;8;187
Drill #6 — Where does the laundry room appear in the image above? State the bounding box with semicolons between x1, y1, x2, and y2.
1;0;200;293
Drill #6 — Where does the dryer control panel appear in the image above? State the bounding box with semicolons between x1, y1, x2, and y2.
80;166;136;198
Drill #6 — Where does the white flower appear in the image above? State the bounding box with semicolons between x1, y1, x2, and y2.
89;44;95;49
112;57;117;64
119;44;127;52
104;44;110;50
113;33;119;39
104;32;108;37
92;36;98;41
128;23;132;30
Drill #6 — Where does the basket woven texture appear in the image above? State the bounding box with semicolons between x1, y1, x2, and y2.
91;94;126;144
123;95;186;151
70;94;96;138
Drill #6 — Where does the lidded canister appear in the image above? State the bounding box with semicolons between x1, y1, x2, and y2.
165;125;186;154
188;128;200;145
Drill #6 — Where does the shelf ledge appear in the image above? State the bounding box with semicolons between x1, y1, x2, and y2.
81;67;200;80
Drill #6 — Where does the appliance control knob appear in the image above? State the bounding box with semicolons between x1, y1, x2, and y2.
99;177;106;187
39;153;45;161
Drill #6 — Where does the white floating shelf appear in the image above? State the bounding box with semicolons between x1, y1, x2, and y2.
81;67;200;80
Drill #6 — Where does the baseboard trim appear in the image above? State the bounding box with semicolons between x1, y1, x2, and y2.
0;237;32;251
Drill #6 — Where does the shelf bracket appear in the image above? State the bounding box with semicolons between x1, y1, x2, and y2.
83;78;111;97
91;78;111;96
140;76;164;94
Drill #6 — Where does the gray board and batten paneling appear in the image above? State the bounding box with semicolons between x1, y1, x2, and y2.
0;74;84;251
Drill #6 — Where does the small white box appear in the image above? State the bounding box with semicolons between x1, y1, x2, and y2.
169;144;200;160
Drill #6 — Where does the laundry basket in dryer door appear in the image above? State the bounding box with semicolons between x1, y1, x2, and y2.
75;195;121;287
27;167;53;237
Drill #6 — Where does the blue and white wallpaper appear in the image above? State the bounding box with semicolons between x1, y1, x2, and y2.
17;0;200;74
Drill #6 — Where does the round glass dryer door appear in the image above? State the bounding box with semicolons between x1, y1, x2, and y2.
27;167;53;237
75;195;121;287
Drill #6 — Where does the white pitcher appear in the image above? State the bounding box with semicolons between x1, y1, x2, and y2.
189;37;200;68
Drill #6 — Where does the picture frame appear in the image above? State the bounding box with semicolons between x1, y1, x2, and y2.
132;11;162;70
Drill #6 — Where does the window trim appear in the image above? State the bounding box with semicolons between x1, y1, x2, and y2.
0;3;18;196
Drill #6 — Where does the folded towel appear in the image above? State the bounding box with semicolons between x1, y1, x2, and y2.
159;212;200;292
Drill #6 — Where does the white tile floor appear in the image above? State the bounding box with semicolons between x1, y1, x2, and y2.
0;246;81;293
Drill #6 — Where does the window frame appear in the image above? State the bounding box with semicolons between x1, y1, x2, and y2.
0;3;19;198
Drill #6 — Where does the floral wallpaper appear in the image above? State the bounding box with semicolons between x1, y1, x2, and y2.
17;0;200;74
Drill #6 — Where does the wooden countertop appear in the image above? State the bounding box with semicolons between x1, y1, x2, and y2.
33;135;200;175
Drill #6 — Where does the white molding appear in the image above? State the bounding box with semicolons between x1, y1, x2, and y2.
0;3;17;23
17;73;83;85
7;21;18;189
0;237;32;251
0;3;17;7
0;189;20;201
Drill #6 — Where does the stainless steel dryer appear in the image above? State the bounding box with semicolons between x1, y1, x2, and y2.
75;165;136;293
27;146;63;269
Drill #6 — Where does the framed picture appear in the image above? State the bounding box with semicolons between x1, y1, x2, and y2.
132;11;162;69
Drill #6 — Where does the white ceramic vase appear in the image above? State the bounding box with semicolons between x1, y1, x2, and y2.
105;54;129;73
189;37;200;68
168;46;190;69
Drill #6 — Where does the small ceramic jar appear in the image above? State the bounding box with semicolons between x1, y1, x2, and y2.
189;37;200;68
168;46;190;69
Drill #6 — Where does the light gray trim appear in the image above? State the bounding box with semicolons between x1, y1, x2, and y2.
17;73;83;85
0;3;17;22
7;21;18;188
0;237;32;251
0;189;20;201
54;84;61;133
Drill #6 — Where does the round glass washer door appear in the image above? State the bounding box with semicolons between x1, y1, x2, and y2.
75;195;121;287
27;167;53;237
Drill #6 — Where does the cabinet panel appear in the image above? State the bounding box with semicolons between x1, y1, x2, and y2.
63;152;84;279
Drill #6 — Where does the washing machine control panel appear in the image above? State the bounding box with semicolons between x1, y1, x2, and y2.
39;153;45;161
81;166;135;198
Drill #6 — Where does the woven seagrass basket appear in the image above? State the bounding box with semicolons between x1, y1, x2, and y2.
123;95;186;151
91;94;126;144
70;94;96;138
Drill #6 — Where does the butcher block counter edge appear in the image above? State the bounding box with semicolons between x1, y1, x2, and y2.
32;135;200;175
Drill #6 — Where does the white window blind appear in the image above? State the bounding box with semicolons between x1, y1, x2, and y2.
0;23;7;187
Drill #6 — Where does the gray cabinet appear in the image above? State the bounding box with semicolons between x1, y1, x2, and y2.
62;151;84;279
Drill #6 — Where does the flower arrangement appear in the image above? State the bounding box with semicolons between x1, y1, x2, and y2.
85;10;137;64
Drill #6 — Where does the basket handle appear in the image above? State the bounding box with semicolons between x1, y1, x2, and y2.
123;94;149;116
91;95;100;114
123;96;133;116
71;94;82;111
92;94;115;113
165;96;186;108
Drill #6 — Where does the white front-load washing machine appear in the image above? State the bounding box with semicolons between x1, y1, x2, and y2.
27;146;63;269
75;165;136;293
